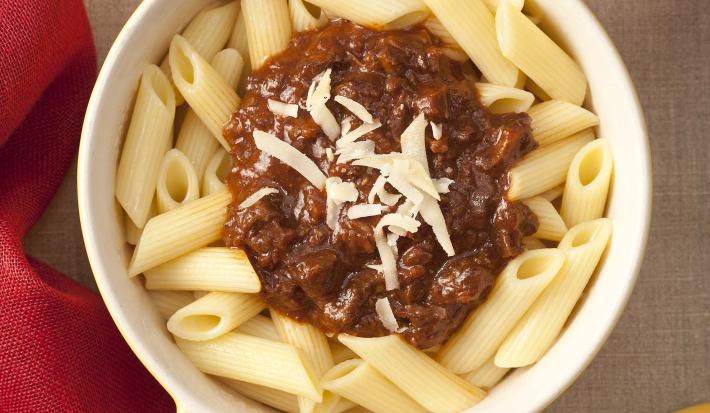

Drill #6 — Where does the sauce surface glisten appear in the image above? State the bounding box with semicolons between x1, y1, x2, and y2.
223;21;538;348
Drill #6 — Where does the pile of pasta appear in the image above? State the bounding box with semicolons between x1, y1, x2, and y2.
116;0;614;412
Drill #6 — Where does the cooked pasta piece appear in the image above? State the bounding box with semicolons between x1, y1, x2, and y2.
338;334;485;413
462;356;509;390
496;2;587;105
144;247;260;293
290;0;328;32
560;139;613;227
272;310;334;413
507;130;594;201
175;49;244;179
423;17;460;49
129;189;231;276
228;12;252;77
125;213;142;245
202;149;231;196
176;333;321;400
496;218;612;367
528;100;599;146
167;292;265;341
115;65;175;228
242;0;292;69
235;314;280;341
475;82;535;113
148;290;194;320
524;77;551;101
322;359;427;413
522;237;547;250
482;0;523;13
155;149;200;214
307;0;428;29
522;196;568;241
169;35;240;149
437;249;564;373
539;184;564;202
223;379;299;413
330;340;358;364
423;0;518;86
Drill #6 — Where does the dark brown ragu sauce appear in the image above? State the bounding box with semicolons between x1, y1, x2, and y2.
223;20;538;349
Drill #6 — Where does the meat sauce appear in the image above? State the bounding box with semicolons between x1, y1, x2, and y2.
223;20;538;348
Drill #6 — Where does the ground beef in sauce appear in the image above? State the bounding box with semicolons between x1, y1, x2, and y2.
223;20;538;349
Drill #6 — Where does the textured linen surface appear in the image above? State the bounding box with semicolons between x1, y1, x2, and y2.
18;0;710;412
0;0;173;411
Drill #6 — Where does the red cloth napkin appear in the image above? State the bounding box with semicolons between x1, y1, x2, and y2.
0;1;174;411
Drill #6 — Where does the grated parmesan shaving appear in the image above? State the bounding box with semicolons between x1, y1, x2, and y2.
419;194;455;256
310;103;341;141
377;213;421;235
253;130;326;189
336;140;376;164
334;95;374;124
354;154;439;200
396;199;420;218
325;147;335;162
374;227;398;290
372;174;401;206
433;177;455;193
387;159;424;206
306;68;331;109
341;116;354;136
239;187;279;209
326;177;358;203
347;203;383;219
400;113;430;174
337;121;382;148
366;264;383;273
387;232;400;255
267;99;299;118
430;121;443;140
375;297;399;332
326;198;342;231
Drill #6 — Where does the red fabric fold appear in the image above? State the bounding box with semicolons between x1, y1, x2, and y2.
0;0;174;411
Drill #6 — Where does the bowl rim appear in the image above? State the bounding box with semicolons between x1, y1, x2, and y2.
77;0;652;411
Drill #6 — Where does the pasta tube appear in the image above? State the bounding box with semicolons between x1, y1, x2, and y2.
155;149;200;214
437;249;565;373
235;314;280;341
522;237;546;251
496;218;613;367
290;0;328;32
242;0;292;69
463;356;509;390
224;379;299;413
522;196;568;241
306;0;428;29
476;82;535;113
202;148;231;196
330;340;358;364
539;184;564;202
528;100;599;146
148;291;193;320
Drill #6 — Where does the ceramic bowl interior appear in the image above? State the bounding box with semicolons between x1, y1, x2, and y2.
78;0;651;411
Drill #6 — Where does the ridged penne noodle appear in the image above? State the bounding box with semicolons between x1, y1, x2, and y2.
522;196;568;241
423;17;459;49
330;340;358;364
438;249;564;373
482;0;523;13
144;247;260;293
539;184;564;202
496;218;612;367
423;0;518;86
169;35;240;149
322;359;427;413
115;65;175;228
496;2;587;105
175;49;244;179
148;290;194;320
462;356;509;390
202;149;231;196
338;334;485;413
307;0;428;29
129;189;231;276
560;139;613;227
193;291;209;300
234;314;280;341
242;0;292;69
271;310;334;413
228;12;252;77
125;214;142;245
290;0;328;32
507;129;594;201
167;292;265;341
155;149;200;214
475;82;535;113
176;332;321;400
524;77;551;101
224;379;299;413
528;100;599;146
522;237;546;251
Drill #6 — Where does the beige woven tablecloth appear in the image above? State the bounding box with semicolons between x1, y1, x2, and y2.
23;1;709;411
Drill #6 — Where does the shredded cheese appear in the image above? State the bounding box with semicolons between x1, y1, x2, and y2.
378;213;421;236
253;130;326;189
419;194;455;256
336;140;376;164
347;203;383;219
325;147;335;162
310;104;341;141
341;116;354;136
239;187;279;209
306;68;332;109
366;264;384;273
337;121;382;148
396;199;420;218
387;159;424;206
374;227;398;290
375;297;399;332
400;113;430;174
370;174;401;206
326;198;342;230
430;121;443;140
433;177;455;193
334;95;374;124
267;99;298;118
326;177;358;203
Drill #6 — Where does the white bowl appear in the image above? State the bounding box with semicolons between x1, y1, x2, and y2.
78;1;651;412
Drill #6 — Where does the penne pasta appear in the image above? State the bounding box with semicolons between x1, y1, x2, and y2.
228;11;252;79
169;35;240;149
496;218;612;367
522;236;547;251
144;247;260;293
307;0;428;29
539;184;564;202
560;139;613;227
528;100;599;146
423;0;518;86
128;189;231;276
148;290;194;320
330;340;358;364
437;249;565;373
322;359;427;413
155;149;200;214
475;82;535;113
176;332;321;400
462;356;509;390
242;0;292;69
338;334;486;413
202;148;231;196
235;314;280;341
115;65;175;229
167;292;265;341
524;77;551;101
482;0;523;13
124;213;143;245
224;379;299;413
290;0;328;32
507;129;594;201
175;48;244;179
522;196;568;241
423;17;460;49
496;2;587;105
